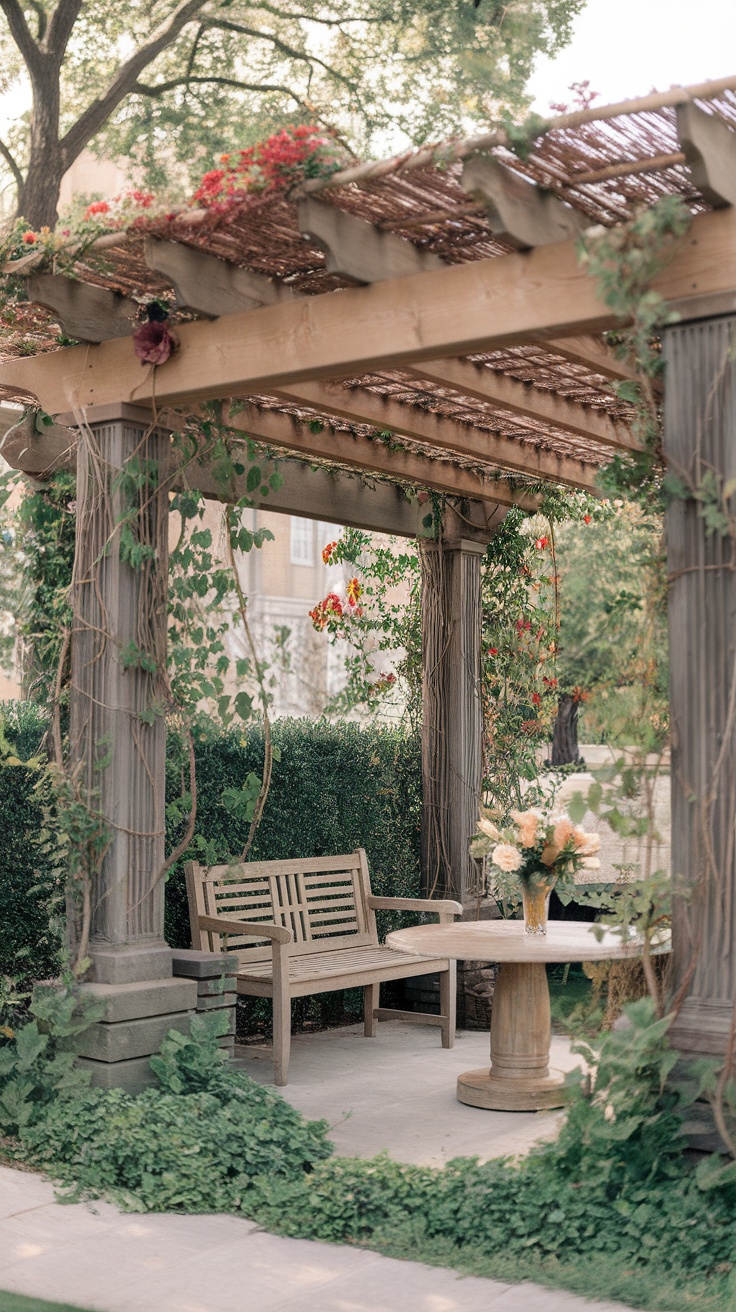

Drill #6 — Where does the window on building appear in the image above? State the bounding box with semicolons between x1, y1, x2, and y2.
290;517;314;565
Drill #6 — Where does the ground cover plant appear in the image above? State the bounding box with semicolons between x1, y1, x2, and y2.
1;986;735;1312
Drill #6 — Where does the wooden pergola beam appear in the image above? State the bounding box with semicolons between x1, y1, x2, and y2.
676;102;736;208
398;357;635;451
144;239;295;317
2;206;731;417
533;333;643;385
460;155;588;249
0;401;535;514
272;379;603;492
205;402;538;511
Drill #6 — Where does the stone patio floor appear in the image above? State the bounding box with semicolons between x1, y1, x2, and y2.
0;1023;644;1312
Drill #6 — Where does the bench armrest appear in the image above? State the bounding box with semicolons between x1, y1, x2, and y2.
198;914;292;945
367;895;463;922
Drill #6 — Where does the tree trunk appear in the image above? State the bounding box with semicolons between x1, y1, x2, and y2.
550;693;581;767
16;66;64;230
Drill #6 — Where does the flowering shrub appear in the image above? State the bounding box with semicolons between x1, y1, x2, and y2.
309;577;362;632
193;125;349;211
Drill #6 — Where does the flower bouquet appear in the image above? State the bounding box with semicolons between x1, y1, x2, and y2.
471;805;601;934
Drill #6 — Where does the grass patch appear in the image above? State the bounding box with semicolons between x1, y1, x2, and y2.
0;1295;95;1312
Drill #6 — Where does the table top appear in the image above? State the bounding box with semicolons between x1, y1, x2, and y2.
386;918;671;964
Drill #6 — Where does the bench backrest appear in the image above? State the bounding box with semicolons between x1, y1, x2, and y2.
185;849;377;964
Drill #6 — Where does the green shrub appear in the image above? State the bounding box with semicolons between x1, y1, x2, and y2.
0;702;60;984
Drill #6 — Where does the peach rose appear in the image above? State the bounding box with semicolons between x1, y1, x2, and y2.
573;828;601;856
491;843;523;873
552;817;576;850
510;808;540;848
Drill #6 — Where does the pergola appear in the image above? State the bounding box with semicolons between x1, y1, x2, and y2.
2;75;736;1095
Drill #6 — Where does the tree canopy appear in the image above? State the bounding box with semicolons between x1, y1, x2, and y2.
0;0;584;228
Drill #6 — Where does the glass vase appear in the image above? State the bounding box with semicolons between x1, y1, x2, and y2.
521;876;555;935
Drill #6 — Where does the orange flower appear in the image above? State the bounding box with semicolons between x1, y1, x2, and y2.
322;540;337;564
347;577;362;607
22;231;36;243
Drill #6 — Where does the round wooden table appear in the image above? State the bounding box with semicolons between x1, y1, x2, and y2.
386;919;670;1112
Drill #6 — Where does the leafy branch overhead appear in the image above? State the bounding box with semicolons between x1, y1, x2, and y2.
0;0;584;227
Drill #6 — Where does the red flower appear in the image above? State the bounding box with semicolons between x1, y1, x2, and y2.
543;676;558;688
133;320;177;365
322;540;337;564
22;231;36;244
84;200;110;218
535;536;549;550
346;577;362;607
531;692;542;706
583;513;592;524
488;647;498;656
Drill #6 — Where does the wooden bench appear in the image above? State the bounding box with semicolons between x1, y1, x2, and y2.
185;849;462;1085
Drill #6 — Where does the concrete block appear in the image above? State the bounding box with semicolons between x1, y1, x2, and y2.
79;978;198;1023
196;992;237;1012
197;977;227;997
75;1011;191;1063
172;949;234;979
90;943;172;984
77;1055;158;1094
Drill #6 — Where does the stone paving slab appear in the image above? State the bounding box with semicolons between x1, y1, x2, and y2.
237;1022;578;1166
0;1166;641;1312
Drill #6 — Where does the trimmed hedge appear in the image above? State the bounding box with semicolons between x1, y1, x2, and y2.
164;717;422;948
165;718;423;1034
0;707;423;1015
0;702;60;984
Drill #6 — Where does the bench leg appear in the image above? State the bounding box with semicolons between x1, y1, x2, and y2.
273;977;292;1086
364;982;380;1037
440;962;456;1049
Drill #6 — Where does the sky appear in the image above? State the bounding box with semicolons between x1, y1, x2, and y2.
527;0;736;114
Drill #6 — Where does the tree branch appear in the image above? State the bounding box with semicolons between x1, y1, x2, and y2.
27;0;46;40
58;0;209;168
0;0;41;73
45;0;85;61
134;74;314;109
202;17;360;94
0;135;23;192
249;3;393;24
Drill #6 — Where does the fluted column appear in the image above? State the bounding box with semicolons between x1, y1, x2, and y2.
69;406;171;983
420;526;487;903
664;315;736;1061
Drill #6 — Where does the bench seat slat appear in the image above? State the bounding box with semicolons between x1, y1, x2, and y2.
237;944;446;985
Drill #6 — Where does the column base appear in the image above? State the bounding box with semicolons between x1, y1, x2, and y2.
457;1066;567;1111
89;941;173;984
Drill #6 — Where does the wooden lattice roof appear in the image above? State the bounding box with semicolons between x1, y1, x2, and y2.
2;75;736;511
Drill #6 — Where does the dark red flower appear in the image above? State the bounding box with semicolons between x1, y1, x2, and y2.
133;320;176;366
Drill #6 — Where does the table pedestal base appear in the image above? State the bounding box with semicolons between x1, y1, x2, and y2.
457;1066;567;1111
457;959;568;1112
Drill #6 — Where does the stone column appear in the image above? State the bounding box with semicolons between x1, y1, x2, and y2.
664;315;736;1076
420;520;489;904
68;404;196;1090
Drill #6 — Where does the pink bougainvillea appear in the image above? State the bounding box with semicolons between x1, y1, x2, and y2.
192;125;348;212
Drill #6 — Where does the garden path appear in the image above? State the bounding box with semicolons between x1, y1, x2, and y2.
0;1164;638;1312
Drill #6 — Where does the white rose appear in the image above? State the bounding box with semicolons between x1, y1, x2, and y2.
492;843;523;873
477;817;501;841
